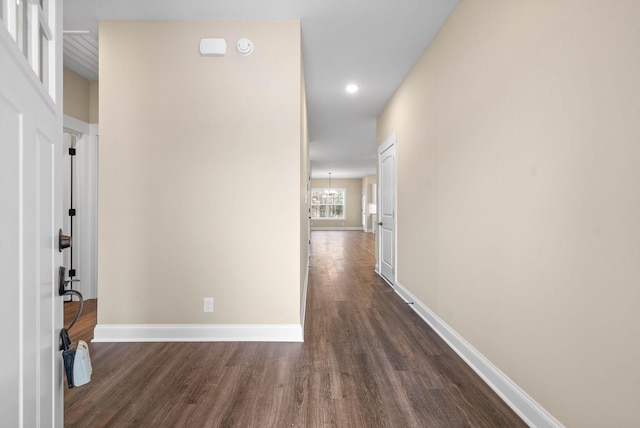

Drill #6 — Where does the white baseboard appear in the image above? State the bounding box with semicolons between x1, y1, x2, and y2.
393;281;563;428
301;261;310;334
311;226;363;231
93;323;304;343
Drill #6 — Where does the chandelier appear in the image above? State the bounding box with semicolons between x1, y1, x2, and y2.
324;172;336;197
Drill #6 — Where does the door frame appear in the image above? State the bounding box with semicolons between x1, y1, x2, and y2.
377;132;397;286
63;115;99;300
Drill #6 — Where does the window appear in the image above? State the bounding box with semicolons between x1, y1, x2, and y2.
1;0;55;99
311;188;346;220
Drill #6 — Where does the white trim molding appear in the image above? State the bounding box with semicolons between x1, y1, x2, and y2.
301;261;310;334
393;281;564;428
93;323;304;343
63;114;90;134
311;226;362;231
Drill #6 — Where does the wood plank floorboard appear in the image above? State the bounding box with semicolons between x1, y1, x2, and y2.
64;231;525;427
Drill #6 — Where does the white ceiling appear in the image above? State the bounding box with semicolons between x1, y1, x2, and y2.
63;0;458;179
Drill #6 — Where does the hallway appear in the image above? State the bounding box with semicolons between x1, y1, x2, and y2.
65;231;524;426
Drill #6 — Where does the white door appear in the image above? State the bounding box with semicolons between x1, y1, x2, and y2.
0;0;63;426
378;133;396;284
361;188;366;230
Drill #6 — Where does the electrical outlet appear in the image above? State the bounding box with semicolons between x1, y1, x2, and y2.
204;297;214;313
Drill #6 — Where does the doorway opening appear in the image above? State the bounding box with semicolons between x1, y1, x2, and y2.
62;118;99;301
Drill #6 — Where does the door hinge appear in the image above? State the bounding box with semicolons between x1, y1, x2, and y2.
69;208;76;216
69;147;76;156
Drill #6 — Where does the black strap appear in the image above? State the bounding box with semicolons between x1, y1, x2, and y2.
60;328;72;351
59;289;84;351
63;289;84;331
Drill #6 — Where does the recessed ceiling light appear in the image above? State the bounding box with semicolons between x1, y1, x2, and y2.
346;84;359;94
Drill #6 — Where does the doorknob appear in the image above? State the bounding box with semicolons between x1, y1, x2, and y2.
59;229;72;252
378;222;383;226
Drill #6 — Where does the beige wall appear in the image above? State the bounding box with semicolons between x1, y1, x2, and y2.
89;80;99;123
99;20;304;325
63;66;99;123
63;67;90;122
310;178;363;229
377;1;640;427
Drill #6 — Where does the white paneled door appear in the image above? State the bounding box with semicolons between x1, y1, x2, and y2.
0;0;63;426
362;188;366;230
378;133;396;285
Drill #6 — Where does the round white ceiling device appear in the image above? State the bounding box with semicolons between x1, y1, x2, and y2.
236;38;254;55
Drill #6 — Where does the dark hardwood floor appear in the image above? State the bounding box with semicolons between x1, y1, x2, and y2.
64;231;525;427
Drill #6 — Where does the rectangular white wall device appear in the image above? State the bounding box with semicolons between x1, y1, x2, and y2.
199;38;227;57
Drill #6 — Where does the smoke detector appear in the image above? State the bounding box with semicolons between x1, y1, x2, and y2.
236;38;254;56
